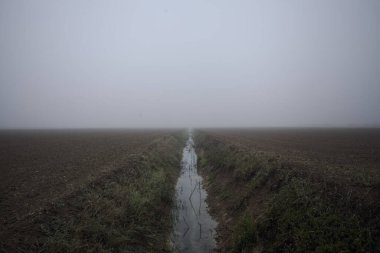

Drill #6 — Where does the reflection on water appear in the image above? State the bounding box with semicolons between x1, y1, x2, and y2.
172;132;217;253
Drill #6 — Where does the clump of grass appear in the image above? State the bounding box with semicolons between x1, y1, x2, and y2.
232;214;257;253
246;159;274;191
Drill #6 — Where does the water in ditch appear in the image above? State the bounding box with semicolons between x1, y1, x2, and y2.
171;132;217;253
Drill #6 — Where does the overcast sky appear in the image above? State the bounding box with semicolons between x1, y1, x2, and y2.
1;0;379;128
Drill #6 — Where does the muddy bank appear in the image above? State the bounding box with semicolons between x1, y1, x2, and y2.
172;133;217;252
195;130;380;253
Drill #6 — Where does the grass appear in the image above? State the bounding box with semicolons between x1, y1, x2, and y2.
195;131;380;253
3;133;185;253
232;214;257;253
256;179;378;253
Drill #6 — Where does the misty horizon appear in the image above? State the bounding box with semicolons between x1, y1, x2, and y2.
1;0;379;129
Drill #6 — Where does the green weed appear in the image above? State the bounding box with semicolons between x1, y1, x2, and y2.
232;214;257;253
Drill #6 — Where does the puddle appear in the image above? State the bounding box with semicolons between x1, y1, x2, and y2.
171;132;217;253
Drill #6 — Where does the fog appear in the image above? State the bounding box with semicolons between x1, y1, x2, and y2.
1;0;379;128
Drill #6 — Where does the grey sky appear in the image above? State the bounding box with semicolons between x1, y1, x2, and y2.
1;0;379;128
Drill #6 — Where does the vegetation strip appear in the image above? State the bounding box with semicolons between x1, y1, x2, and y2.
195;131;380;253
1;133;185;253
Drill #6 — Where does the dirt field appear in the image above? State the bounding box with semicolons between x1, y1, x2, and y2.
0;129;185;252
195;128;380;252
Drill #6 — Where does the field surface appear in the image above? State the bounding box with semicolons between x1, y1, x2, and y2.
195;128;380;252
0;129;185;252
